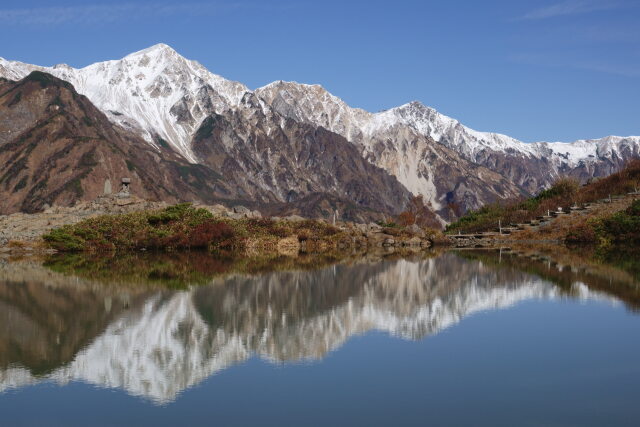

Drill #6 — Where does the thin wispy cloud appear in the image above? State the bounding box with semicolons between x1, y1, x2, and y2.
573;25;640;43
0;2;272;26
518;0;624;20
510;52;640;77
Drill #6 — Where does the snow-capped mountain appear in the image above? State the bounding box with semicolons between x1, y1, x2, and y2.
256;81;524;211
1;43;638;218
0;254;617;403
256;82;640;193
0;60;408;220
0;43;248;162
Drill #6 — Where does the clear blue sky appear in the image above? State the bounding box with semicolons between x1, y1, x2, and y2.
1;0;638;142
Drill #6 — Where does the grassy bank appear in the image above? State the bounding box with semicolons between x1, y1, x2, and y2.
42;203;344;252
447;159;640;235
41;203;439;253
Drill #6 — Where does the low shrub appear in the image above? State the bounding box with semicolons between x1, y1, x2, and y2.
42;204;345;252
597;200;640;243
565;223;597;244
186;220;235;248
564;199;640;246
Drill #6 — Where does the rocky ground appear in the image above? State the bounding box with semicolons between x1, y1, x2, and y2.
0;195;260;248
0;195;165;247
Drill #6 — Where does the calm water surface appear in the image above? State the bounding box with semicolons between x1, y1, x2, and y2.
0;249;639;426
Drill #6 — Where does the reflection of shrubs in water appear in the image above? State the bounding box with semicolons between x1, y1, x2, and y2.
596;246;640;283
43;251;355;289
43;248;439;289
460;247;640;311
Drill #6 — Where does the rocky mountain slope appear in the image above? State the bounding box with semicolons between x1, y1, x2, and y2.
0;72;242;214
1;44;638;220
191;92;411;216
381;102;640;193
256;82;640;195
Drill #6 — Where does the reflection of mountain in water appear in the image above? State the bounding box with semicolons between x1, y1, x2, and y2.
0;253;616;403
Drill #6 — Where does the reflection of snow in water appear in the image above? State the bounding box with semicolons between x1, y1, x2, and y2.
0;255;618;404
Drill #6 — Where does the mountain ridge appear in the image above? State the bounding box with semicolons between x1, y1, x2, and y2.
0;70;411;219
1;44;639;220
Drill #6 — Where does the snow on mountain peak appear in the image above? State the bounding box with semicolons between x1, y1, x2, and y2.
0;44;250;162
1;45;638;199
126;42;176;56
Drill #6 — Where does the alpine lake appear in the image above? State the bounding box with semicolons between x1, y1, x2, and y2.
0;245;639;426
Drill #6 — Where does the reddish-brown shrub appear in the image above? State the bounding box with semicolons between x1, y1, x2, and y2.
565;223;597;243
405;194;442;229
297;228;312;242
186;220;235;248
397;211;416;226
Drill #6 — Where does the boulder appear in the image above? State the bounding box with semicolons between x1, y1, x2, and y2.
367;222;382;232
367;233;395;247
205;204;229;216
407;224;426;238
232;205;252;214
407;236;422;246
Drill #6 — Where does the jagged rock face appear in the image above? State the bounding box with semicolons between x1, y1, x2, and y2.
0;72;247;214
256;82;524;217
360;123;524;217
380;102;640;193
191;94;412;217
256;82;640;199
0;253;614;403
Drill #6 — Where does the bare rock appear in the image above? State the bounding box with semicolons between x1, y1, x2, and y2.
233;205;251;214
383;237;395;247
204;204;229;216
407;224;426;238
